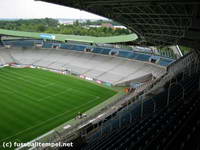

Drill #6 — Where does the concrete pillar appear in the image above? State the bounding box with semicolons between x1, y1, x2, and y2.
169;45;183;58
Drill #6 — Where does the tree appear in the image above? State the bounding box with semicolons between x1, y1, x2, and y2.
74;20;80;26
0;18;131;37
36;24;46;32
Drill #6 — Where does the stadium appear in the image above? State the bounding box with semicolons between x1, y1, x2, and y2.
0;0;200;150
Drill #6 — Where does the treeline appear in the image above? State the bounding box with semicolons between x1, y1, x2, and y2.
81;19;122;26
0;18;58;32
0;18;131;37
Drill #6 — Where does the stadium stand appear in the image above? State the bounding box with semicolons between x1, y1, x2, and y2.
79;53;200;150
92;47;111;55
118;50;134;59
3;39;174;66
43;42;53;48
0;36;3;47
61;43;86;51
6;47;166;85
35;50;194;150
0;48;15;65
158;58;175;66
3;39;42;48
134;53;151;61
99;48;110;55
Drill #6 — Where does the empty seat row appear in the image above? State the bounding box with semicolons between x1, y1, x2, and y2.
83;72;200;150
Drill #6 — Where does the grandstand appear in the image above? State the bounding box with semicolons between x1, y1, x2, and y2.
0;49;15;65
4;47;165;85
1;39;173;86
0;0;200;150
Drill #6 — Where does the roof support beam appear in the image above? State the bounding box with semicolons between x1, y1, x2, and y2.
39;0;200;48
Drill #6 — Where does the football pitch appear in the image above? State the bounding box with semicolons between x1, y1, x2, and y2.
0;67;117;147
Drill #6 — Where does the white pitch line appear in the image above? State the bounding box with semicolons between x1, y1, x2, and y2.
0;72;45;88
41;82;56;88
0;91;14;94
0;97;98;143
0;68;102;143
0;68;51;87
0;73;57;102
36;88;72;102
0;75;40;103
3;68;49;84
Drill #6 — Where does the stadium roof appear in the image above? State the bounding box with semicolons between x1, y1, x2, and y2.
38;0;200;49
0;28;138;44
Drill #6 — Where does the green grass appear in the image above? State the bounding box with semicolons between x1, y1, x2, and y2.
0;67;117;148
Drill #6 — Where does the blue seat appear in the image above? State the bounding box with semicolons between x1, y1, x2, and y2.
153;91;168;110
60;44;71;49
118;51;134;59
93;47;103;53
43;42;53;48
101;48;111;55
73;45;86;51
130;102;141;122
4;39;36;47
158;58;174;66
134;53;151;61
60;44;86;51
111;118;120;130
120;111;131;126
143;99;155;117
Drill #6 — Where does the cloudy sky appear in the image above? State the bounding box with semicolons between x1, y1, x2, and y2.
0;0;106;19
